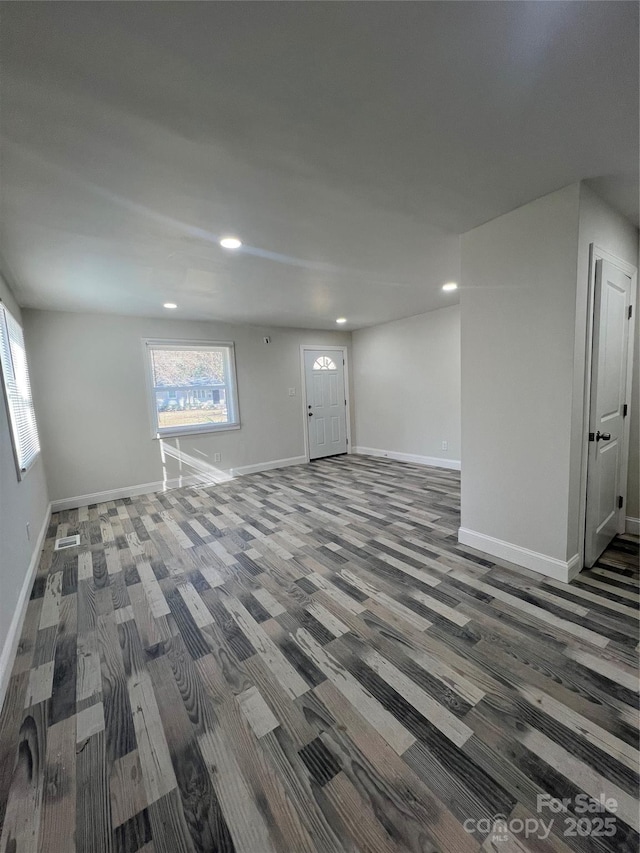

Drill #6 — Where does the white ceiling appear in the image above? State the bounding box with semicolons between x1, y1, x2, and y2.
1;2;637;330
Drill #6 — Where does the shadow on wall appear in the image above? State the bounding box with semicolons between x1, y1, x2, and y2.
159;439;233;487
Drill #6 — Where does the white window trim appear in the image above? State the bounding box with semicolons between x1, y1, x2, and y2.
0;300;41;480
142;338;241;439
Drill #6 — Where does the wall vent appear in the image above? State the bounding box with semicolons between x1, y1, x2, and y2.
54;534;81;551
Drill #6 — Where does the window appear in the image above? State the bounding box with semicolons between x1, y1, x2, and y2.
144;340;240;437
313;356;337;370
0;302;41;476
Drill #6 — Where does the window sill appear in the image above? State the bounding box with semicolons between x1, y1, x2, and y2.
18;451;41;482
152;423;241;440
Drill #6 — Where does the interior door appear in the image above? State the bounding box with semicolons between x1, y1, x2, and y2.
585;259;633;567
304;350;347;460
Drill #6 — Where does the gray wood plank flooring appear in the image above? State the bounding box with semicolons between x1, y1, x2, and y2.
0;454;638;852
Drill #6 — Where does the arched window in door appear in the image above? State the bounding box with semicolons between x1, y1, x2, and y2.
312;356;337;370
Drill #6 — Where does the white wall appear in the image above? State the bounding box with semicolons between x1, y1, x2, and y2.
572;185;639;548
460;185;581;572
460;182;639;579
0;274;50;700
352;306;460;466
23;310;352;503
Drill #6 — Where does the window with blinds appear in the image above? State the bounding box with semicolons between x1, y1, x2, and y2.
0;302;41;477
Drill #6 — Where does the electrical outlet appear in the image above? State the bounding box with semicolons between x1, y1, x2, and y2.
288;388;296;396
25;522;31;541
214;452;221;463
441;440;448;451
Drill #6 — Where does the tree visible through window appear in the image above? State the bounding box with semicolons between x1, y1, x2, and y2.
145;341;240;435
313;356;337;370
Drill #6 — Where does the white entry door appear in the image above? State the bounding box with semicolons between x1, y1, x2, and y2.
585;259;634;567
304;350;348;460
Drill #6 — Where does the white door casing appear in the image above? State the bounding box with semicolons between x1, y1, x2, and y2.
303;350;348;460
584;258;634;567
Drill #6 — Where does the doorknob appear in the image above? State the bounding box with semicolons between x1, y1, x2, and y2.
595;431;611;441
308;412;313;417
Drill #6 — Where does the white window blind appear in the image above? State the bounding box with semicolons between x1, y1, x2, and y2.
0;302;41;476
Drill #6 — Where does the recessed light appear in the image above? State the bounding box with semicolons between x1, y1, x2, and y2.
442;282;458;292
163;302;177;309
336;317;347;324
220;236;242;249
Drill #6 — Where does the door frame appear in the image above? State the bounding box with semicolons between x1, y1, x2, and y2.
299;344;352;463
578;243;637;568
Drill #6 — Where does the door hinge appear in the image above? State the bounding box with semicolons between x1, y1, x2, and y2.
588;432;595;442
618;495;624;509
629;305;633;319
623;403;628;417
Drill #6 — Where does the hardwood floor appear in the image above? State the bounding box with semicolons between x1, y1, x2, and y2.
0;454;638;853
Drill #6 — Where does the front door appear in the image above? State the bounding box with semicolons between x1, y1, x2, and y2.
304;350;347;460
585;258;633;567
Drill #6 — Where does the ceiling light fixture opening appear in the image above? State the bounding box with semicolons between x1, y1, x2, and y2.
163;302;178;309
220;236;242;249
442;282;458;292
336;317;347;324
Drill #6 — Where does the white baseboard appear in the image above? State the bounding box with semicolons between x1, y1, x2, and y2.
230;455;307;477
51;456;310;512
353;446;461;471
625;516;640;535
458;527;581;583
50;474;211;512
0;502;52;712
